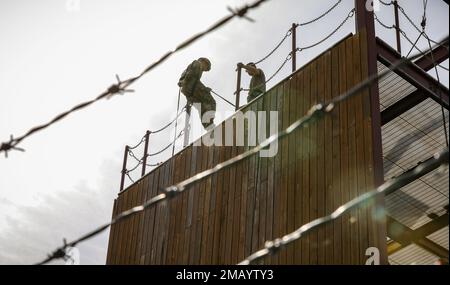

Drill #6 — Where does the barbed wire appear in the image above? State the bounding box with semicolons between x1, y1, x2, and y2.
0;0;270;158
33;48;430;265
297;0;343;26
238;148;449;265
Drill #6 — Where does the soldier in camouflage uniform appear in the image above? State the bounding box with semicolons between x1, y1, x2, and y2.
239;62;266;103
178;57;216;129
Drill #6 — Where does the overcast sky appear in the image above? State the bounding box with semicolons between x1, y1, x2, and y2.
0;0;448;265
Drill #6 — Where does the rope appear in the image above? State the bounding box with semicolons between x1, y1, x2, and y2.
149;130;184;157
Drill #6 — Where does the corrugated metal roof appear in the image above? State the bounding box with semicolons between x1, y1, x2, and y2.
378;61;449;265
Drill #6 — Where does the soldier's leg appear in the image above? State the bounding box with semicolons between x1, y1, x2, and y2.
200;93;216;129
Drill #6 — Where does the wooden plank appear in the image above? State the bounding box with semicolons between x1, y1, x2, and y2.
193;145;208;264
256;97;266;264
294;69;304;264
267;88;277;264
225;121;237;264
143;171;157;264
188;145;202;264
324;50;334;265
331;43;342;265
200;145;214;263
286;72;297;264
338;39;351;264
309;59;318;265
154;160;169;264
173;149;186;263
301;63;311;264
345;36;360;265
212;144;225;263
238;114;250;261
206;143;220;264
232;119;243;264
135;175;148;264
316;53;326;264
180;147;192;264
245;102;257;259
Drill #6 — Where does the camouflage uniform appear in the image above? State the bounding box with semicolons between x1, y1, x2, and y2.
247;68;266;103
178;60;216;129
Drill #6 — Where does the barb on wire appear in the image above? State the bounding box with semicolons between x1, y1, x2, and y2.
297;0;343;26
1;0;270;158
238;148;449;264
0;135;25;158
34;42;431;265
297;8;355;52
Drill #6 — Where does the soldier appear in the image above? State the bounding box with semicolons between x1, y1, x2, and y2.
178;57;216;129
239;62;266;103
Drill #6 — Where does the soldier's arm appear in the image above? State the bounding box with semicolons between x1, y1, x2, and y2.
182;61;202;92
238;63;260;75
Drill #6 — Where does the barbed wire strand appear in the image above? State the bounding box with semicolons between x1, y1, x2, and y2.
0;0;270;158
238;148;449;265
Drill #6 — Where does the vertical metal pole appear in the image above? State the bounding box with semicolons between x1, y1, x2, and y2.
394;0;402;54
119;145;129;192
183;104;191;148
141;130;150;177
235;64;242;110
291;23;297;72
355;0;388;265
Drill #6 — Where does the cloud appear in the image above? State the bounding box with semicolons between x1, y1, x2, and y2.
0;159;119;265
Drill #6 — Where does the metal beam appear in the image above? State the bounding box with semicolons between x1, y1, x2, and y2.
414;38;449;71
381;90;429;125
376;37;449;108
387;215;449;259
387;212;449;255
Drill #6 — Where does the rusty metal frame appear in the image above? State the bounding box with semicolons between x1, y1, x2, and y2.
377;37;449;108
